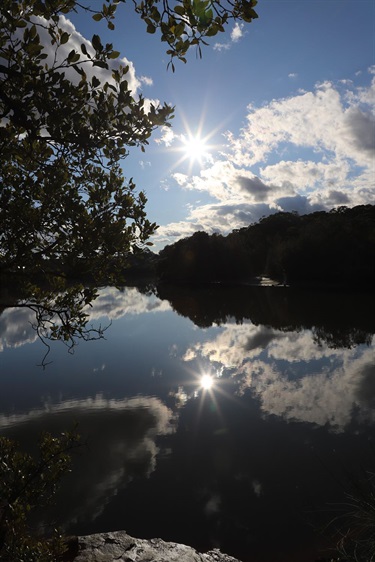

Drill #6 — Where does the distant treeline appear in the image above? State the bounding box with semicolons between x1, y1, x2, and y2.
157;205;375;287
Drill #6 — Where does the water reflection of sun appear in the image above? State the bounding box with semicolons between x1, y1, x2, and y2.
170;365;237;418
194;370;227;426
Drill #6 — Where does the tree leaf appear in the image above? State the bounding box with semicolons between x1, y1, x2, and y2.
60;32;70;45
93;60;108;69
108;50;120;59
92;34;102;51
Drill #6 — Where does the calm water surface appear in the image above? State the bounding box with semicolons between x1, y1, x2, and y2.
1;285;374;562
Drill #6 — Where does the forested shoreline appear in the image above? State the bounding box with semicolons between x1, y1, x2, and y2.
2;205;373;291
156;205;375;288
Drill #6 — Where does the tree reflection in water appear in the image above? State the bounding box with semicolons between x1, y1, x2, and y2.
0;275;108;367
156;284;374;349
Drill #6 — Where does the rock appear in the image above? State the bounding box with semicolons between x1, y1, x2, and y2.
71;531;244;562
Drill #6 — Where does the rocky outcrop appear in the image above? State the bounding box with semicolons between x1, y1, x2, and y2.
71;531;243;562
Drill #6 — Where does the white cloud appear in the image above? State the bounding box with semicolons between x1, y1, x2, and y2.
228;81;374;169
154;197;320;247
172;161;295;204
214;22;245;51
29;15;140;94
2;14;168;137
139;75;153;86
231;22;244;43
155;126;176;147
260;159;351;190
213;42;231;52
155;219;203;246
172;160;241;200
233;76;373;174
288;73;298;79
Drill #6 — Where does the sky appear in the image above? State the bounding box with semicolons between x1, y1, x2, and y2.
68;0;375;251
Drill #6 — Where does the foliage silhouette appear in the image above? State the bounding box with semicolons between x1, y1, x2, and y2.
158;205;375;288
0;429;81;561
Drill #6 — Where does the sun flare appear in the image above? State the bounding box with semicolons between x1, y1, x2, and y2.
200;374;214;390
166;111;227;176
182;134;208;163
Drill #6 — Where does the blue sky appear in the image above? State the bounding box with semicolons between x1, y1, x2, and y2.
69;0;375;250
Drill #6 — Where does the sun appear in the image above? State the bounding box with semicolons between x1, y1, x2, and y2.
181;134;208;164
164;109;228;175
200;374;214;390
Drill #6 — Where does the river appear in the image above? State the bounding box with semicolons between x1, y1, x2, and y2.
0;284;374;562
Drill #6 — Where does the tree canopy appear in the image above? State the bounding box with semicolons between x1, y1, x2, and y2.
1;0;168;279
0;0;258;280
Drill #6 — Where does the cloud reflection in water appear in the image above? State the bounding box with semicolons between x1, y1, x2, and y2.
87;287;171;322
0;307;38;351
0;395;175;528
0;287;171;352
182;322;374;432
